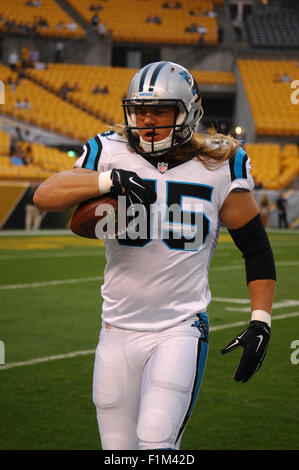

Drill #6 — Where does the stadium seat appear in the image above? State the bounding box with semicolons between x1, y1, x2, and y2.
238;59;299;137
66;0;218;46
0;63;108;142
0;0;85;38
25;63;235;127
245;143;299;190
246;8;299;50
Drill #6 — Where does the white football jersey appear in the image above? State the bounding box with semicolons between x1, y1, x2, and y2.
75;132;254;331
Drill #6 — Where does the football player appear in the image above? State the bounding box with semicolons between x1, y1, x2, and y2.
34;61;276;450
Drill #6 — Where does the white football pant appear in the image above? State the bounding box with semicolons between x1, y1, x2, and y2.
93;314;209;450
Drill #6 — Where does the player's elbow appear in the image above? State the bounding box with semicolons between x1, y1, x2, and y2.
33;184;67;211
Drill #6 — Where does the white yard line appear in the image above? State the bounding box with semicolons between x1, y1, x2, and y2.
1;312;298;371
0;350;96;370
226;299;299;312
213;297;250;304
0;276;103;290
210;312;299;331
0;251;105;260
1;257;298;290
210;260;299;271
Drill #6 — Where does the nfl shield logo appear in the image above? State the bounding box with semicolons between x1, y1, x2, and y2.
157;162;168;173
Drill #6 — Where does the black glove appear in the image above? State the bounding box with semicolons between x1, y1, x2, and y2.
221;320;271;383
110;169;156;207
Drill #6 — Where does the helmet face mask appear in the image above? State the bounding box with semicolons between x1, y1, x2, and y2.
122;62;203;157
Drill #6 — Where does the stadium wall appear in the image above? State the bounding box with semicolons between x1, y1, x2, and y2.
1;183;299;230
233;62;256;142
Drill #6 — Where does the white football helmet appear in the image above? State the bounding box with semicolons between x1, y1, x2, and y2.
123;61;204;157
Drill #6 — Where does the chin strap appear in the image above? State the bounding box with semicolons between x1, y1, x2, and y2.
139;130;174;154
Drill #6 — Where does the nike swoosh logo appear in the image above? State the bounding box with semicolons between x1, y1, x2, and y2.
129;176;146;189
226;339;239;350
237;331;247;340
255;335;263;352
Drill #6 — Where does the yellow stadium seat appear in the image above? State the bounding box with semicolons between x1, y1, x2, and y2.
238;59;299;137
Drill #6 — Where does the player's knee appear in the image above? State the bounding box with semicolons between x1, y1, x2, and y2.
137;409;173;445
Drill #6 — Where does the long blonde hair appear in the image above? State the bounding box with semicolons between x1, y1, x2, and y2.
109;124;241;169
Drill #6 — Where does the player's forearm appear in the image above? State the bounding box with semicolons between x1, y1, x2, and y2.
33;169;101;211
248;279;276;315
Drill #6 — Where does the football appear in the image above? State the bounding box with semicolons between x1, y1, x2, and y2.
70;194;119;239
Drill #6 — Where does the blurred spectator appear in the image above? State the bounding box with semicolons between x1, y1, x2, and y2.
14;98;31;109
36;17;49;29
101;85;109;94
59;82;71;99
259;194;270;228
30;47;40;65
92;84;101;94
11;145;26;165
281;73;291;83
98;22;106;38
66;22;77;31
274;73;282;82
218;26;224;43
163;1;181;7
9;134;19;156
198;33;205;48
56;21;64;30
147;16;162;24
55;41;64;63
6;76;18;92
91;13;100;26
197;24;207;34
11;155;24;165
26;0;42;5
25;183;45;231
185;23;198;32
92;84;109;94
276;193;288;228
22;99;31;109
90;4;102;11
24;145;34;165
8;50;19;71
68;82;81;93
21;47;30;68
254;179;263;190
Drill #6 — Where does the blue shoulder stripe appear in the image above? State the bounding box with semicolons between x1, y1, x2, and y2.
229;147;248;181
82;135;102;171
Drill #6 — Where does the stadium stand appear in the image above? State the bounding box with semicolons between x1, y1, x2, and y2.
0;63;108;142
246;7;299;50
237;59;299;137
0;0;85;38
0;128;10;156
24;63;235;125
0;129;74;182
244;143;279;189
66;0;219;45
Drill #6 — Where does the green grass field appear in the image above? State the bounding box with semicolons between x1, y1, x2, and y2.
0;229;298;450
